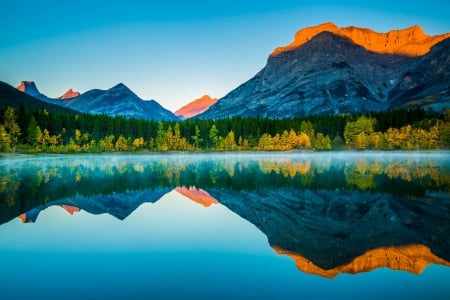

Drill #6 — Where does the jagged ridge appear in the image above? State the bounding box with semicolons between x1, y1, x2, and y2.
272;22;450;57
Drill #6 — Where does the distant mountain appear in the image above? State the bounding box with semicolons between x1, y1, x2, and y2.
175;95;217;119
14;188;171;223
0;81;76;114
16;81;41;97
16;81;179;121
59;88;80;99
58;83;179;120
199;23;450;119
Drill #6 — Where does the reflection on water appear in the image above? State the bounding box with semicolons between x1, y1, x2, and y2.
0;152;449;281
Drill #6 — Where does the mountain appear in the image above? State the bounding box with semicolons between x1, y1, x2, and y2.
210;187;450;275
17;81;41;97
175;95;217;119
13;188;171;223
0;81;77;114
16;81;179;121
199;23;450;119
272;22;450;57
59;89;80;99
58;83;179;120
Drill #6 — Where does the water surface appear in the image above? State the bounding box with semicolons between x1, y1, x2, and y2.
1;152;449;299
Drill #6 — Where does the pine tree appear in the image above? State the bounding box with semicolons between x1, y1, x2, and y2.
27;116;40;147
3;106;21;149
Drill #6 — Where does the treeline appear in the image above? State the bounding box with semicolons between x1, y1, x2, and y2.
0;104;449;153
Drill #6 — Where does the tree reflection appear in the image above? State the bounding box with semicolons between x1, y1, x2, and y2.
1;154;449;224
1;154;449;278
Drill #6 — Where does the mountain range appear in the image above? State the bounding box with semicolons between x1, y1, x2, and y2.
199;23;450;118
0;81;77;114
4;23;450;120
15;81;179;121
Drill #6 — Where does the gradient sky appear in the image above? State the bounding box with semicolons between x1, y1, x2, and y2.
1;0;449;112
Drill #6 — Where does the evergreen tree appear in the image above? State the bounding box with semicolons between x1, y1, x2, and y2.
27;116;41;147
209;124;219;149
191;125;203;150
3;106;21;149
0;125;11;151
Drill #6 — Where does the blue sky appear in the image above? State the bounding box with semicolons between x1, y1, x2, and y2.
1;0;449;111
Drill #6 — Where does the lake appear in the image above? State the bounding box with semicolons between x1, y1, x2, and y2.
1;152;449;299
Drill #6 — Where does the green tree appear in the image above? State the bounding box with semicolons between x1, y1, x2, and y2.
155;122;168;151
223;130;237;150
315;133;332;150
209;124;219;149
3;106;21;149
27;116;40;147
344;116;375;149
191;125;203;150
0;125;11;151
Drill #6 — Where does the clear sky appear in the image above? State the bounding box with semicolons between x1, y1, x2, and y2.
1;0;449;112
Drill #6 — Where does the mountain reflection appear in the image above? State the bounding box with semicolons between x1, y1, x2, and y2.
1;153;449;277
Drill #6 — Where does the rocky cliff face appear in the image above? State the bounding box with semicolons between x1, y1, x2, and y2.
272;22;450;57
175;95;217;119
199;24;450;119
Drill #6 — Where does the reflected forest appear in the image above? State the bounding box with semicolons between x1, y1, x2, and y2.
1;154;449;216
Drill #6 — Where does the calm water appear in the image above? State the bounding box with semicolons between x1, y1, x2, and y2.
0;152;449;299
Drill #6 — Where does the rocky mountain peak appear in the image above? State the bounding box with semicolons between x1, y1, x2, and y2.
16;81;41;96
111;83;128;91
175;94;218;119
59;88;80;100
271;22;450;57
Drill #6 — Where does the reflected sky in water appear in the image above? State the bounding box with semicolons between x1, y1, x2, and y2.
0;152;449;299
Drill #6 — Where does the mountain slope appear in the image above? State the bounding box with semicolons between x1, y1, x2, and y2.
199;24;450;119
175;95;217;119
0;81;77;114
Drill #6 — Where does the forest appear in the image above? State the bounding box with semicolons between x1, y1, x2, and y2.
0;103;449;153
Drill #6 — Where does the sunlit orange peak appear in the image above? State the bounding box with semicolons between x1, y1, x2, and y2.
271;22;450;57
273;244;450;279
59;89;80;100
175;187;218;207
16;81;35;92
60;205;80;215
175;95;218;119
